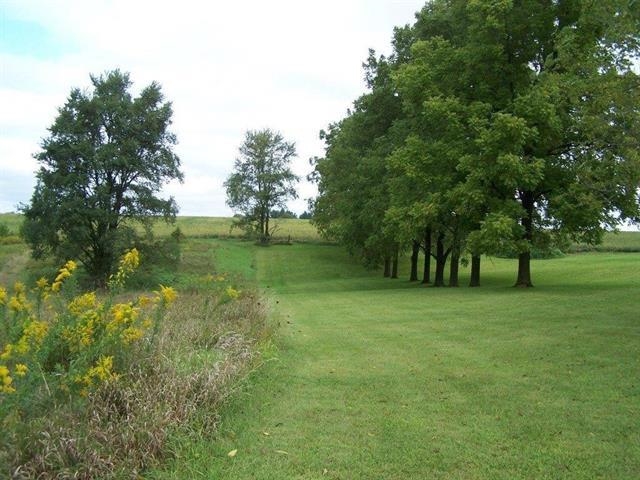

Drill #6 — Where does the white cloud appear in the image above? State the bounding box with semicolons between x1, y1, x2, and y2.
0;0;424;215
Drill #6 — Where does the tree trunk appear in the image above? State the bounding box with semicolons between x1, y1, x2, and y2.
515;190;535;287
383;256;391;278
409;240;420;281
433;232;447;287
391;246;399;279
470;255;481;287
516;251;533;287
449;251;459;287
422;227;432;284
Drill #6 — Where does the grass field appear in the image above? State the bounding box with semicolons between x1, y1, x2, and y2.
149;241;640;479
2;215;639;477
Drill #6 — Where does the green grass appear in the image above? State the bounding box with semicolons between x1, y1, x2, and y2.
149;243;640;479
0;212;23;235
571;230;640;252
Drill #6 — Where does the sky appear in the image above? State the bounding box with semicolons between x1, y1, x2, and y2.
0;0;426;216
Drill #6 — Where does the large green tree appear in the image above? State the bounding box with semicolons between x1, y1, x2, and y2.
224;129;299;242
21;70;183;285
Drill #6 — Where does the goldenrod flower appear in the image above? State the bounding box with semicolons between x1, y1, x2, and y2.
0;365;15;394
226;286;240;300
0;286;7;305
54;268;72;284
121;326;144;344
137;295;152;308
0;344;13;360
14;363;28;377
77;355;118;391
8;295;26;312
65;260;78;272
68;292;98;316
155;285;177;305
52;260;77;292
121;249;140;271
16;320;49;353
108;248;140;288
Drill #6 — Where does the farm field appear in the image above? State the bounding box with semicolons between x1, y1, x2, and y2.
149;238;640;479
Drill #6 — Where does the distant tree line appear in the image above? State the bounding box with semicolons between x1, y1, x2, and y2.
310;0;640;287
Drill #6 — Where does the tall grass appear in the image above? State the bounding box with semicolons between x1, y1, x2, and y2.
150;216;322;243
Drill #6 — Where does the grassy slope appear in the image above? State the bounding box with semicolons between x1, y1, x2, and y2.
151;244;640;479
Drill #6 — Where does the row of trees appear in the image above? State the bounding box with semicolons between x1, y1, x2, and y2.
310;0;640;287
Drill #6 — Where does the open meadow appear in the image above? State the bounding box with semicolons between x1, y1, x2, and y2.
148;224;640;479
1;215;639;478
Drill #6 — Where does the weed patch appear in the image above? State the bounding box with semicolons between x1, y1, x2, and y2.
1;244;271;478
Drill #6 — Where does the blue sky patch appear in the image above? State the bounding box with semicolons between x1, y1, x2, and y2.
0;14;71;59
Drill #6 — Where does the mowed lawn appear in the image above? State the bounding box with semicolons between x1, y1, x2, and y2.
151;244;640;479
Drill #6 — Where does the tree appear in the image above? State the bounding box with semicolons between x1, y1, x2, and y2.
21;70;183;285
224;129;299;242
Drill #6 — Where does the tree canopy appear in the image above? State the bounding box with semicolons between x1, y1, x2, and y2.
21;70;183;284
311;0;640;287
224;129;299;242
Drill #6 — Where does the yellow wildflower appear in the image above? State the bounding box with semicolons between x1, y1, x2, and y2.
121;248;140;271
108;249;140;288
68;292;98;316
0;365;15;394
226;286;240;300
0;286;7;305
108;302;138;334
8;296;26;312
0;344;13;360
36;277;49;290
51;260;77;292
14;363;28;377
14;282;26;295
137;295;152;308
155;285;177;305
121;326;144;344
54;268;72;284
16;320;49;353
77;355;118;392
